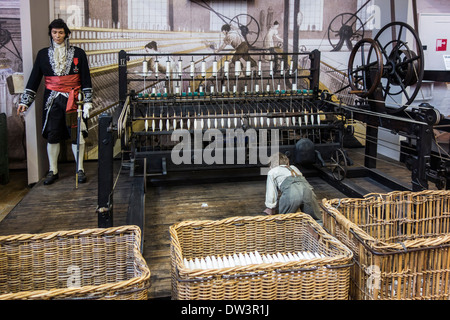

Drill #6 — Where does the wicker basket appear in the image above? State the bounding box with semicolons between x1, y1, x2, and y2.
321;190;450;300
0;225;150;300
170;213;353;300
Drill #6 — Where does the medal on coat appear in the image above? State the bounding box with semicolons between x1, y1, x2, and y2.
73;57;79;73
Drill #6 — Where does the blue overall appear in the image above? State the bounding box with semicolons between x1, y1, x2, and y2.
278;166;322;221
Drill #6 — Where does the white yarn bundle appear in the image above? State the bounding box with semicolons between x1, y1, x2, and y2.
183;250;326;270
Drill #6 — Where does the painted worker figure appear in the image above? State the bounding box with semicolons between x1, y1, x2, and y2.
215;24;257;68
264;152;322;222
144;41;179;94
17;18;93;185
144;41;168;74
263;21;283;61
263;21;283;50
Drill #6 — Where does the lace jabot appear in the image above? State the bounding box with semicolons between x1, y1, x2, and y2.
53;42;67;75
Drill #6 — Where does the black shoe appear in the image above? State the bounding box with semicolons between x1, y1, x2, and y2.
44;171;59;185
77;170;87;183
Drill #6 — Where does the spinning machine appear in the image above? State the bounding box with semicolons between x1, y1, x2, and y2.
334;21;450;193
111;21;450;204
117;49;347;180
94;20;450;299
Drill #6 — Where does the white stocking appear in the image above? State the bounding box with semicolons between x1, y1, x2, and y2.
72;142;85;172
47;143;60;174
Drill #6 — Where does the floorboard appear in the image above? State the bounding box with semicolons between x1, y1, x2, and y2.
143;172;348;299
0;160;131;236
0;147;424;299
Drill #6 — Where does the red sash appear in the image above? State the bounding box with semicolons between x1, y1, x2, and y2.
45;74;81;112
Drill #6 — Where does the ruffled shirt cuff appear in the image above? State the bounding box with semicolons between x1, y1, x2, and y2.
82;88;93;103
19;89;36;107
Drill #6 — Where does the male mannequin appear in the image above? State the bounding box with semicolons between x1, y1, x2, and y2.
18;19;93;185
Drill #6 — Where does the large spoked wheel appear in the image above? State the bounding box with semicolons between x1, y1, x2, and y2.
372;22;424;113
330;148;348;181
0;28;11;47
328;13;365;52
348;38;384;98
230;14;260;47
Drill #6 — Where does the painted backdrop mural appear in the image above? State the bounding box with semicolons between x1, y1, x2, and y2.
52;0;369;160
1;1;24;171
1;0;449;171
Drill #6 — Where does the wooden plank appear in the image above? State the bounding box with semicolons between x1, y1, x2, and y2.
0;160;132;236
143;175;347;299
0;147;424;300
127;175;146;252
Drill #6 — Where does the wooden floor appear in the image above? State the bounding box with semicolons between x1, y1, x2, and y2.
0;147;421;299
141;148;417;299
0;169;29;223
0;161;133;236
144;173;347;299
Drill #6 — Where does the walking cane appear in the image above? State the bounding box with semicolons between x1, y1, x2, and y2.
75;93;84;189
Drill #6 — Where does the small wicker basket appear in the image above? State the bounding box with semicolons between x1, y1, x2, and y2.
170;213;353;300
322;190;450;300
0;225;150;300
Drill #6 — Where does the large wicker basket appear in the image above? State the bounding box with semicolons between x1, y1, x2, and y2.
0;225;150;300
321;190;450;300
170;213;353;300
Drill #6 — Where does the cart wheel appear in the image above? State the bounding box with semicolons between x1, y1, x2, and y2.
436;176;446;190
331;148;347;181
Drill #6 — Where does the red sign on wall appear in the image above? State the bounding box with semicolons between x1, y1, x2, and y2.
437;39;447;51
